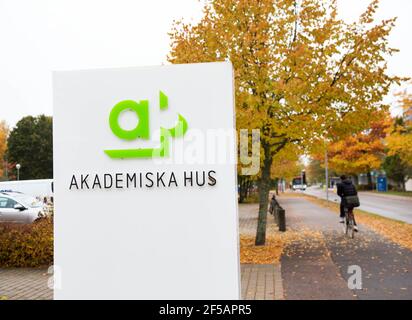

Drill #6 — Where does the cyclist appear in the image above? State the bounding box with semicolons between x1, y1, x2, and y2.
337;175;358;232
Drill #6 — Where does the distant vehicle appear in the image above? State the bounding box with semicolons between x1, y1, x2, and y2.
0;191;45;223
0;179;53;198
292;177;307;191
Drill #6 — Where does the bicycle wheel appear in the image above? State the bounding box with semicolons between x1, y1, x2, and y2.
347;210;355;239
343;208;349;235
348;218;355;239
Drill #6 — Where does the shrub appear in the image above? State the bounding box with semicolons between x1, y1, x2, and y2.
242;192;260;204
0;218;53;267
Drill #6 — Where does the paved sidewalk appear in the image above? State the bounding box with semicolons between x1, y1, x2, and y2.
241;264;283;300
238;203;283;300
0;265;279;300
239;203;266;236
0;268;52;300
278;195;412;300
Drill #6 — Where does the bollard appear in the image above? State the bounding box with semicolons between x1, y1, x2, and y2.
274;206;279;224
278;207;286;232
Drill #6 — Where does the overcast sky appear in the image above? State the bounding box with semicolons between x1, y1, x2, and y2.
1;0;411;128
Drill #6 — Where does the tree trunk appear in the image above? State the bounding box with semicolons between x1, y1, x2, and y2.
255;147;273;246
238;176;247;203
239;190;245;203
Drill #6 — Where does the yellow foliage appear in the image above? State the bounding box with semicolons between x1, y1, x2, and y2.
0;218;53;267
386;88;412;166
169;0;404;243
168;0;403;172
240;234;283;264
240;227;324;264
322;113;390;175
0;120;9;176
386;133;412;166
270;144;301;180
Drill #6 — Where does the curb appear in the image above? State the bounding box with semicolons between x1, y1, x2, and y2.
361;191;412;201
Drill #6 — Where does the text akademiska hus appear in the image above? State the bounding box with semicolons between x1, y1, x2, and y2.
68;170;217;190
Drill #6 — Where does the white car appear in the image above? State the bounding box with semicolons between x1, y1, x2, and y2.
292;184;307;191
0;191;45;223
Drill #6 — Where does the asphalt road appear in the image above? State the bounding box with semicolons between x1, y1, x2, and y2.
303;186;412;224
279;196;412;300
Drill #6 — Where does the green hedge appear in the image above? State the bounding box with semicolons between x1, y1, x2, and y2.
0;219;53;268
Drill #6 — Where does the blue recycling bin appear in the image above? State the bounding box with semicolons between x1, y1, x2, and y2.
377;176;387;192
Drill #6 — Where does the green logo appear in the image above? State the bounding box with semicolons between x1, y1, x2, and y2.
104;91;188;159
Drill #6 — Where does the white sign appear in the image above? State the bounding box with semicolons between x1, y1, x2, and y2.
53;62;240;299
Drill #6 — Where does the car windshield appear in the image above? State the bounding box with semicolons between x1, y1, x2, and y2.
292;178;302;185
11;194;43;208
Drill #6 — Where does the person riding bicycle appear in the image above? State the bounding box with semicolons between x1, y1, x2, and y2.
337;175;358;232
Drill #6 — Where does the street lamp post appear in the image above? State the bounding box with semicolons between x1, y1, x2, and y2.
301;169;306;189
325;148;329;203
16;163;21;181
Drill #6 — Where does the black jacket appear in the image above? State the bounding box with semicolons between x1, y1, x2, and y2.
337;180;357;198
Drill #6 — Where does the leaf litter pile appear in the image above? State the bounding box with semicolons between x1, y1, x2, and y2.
240;222;324;264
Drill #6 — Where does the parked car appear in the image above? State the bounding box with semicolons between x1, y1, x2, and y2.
0;191;45;223
0;179;53;198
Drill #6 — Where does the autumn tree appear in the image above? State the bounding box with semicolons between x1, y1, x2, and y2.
7;115;53;180
386;89;412;166
306;158;332;185
168;0;401;245
325;114;390;187
383;90;412;190
271;144;301;187
268;144;301;195
0;120;9;178
382;154;411;191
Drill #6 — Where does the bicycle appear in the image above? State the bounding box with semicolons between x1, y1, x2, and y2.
343;206;356;239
